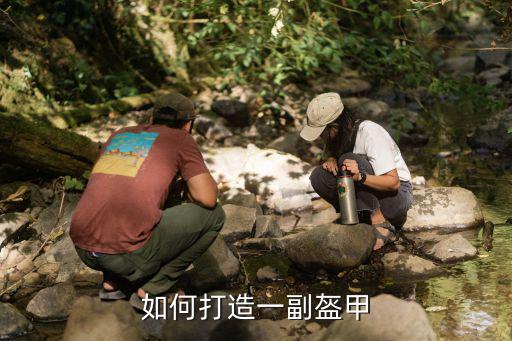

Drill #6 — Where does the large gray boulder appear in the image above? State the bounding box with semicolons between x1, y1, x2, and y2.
467;105;512;155
285;224;375;272
221;204;257;242
211;99;250;127
382;252;444;282
186;235;240;291
63;296;145;341
254;215;283;238
305;294;437;341
203;145;314;213
210;319;302;341
0;302;33;338
219;188;262;215
26;283;77;321
438;55;476;75
403;187;483;232
424;234;478;263
31;193;81;236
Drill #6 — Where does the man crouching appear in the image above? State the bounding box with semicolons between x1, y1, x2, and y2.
70;92;225;308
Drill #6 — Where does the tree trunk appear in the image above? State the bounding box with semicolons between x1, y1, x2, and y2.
0;113;100;176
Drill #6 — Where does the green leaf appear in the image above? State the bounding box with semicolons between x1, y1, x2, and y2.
508;127;512;134
373;16;381;29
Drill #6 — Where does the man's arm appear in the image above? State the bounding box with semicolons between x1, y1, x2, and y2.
186;173;218;209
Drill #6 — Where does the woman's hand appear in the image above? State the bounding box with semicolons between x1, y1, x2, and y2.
322;157;338;176
342;159;362;181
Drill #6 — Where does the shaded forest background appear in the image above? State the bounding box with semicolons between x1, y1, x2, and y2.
0;0;511;134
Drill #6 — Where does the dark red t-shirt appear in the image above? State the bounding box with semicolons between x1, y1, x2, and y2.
70;124;209;254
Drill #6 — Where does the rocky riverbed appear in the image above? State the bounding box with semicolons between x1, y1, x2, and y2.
2;24;512;340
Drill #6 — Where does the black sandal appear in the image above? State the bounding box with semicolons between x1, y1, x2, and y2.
372;221;396;247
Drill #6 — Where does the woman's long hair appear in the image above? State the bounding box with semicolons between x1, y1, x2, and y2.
325;108;356;157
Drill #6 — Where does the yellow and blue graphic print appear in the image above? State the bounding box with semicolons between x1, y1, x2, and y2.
92;132;159;177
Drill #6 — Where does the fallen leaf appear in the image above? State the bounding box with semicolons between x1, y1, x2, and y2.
348;286;361;293
426;306;447;312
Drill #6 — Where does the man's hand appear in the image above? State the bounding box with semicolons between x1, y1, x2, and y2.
342;159;362;181
186;173;218;209
322;157;338;176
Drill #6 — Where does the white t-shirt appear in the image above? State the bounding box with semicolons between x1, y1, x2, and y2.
353;120;411;182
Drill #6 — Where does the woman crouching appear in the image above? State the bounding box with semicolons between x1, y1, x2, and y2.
300;93;413;250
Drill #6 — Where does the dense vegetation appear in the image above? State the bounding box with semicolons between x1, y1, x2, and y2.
0;0;510;122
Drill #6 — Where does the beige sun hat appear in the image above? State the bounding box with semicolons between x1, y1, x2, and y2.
300;92;344;141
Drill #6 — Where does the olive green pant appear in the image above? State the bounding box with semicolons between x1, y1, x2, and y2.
76;203;225;295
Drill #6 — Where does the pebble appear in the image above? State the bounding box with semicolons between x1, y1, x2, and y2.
305;322;322;333
24;273;41;286
16;258;34;274
37;262;60;275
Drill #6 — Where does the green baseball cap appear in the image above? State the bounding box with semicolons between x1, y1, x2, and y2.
153;92;197;121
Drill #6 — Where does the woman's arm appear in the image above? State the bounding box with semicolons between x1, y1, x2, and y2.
342;159;400;192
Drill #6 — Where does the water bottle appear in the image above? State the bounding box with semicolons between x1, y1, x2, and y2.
337;169;359;225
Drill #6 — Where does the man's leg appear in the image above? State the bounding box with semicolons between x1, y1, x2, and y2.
136;203;226;295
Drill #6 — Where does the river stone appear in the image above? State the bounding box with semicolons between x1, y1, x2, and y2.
476;65;511;86
31;193;81;236
343;97;390;121
285;224;375;272
467;105;512;155
306;294;436;341
314;77;372;96
160;291;231;340
256;265;280;282
0;247;25;270
211;99;250;127
26;283;76;321
382;252;444;282
254;215;283;238
424;234;477;263
185;235;240;291
0;212;32;246
0;302;33;338
203;144;314;213
210;319;301;341
63;296;145;341
438;55;476;75
403;187;484;232
221;204;256;242
476;49;509;73
220;188;263;214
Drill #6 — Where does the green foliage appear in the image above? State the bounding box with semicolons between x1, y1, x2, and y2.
428;77;506;113
64;171;90;191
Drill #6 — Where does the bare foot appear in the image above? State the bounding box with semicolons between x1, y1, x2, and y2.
103;281;117;291
373;227;391;251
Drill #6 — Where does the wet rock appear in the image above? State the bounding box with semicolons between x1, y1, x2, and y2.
234;236;288;251
438;56;476;75
256;265;280;282
210;319;302;341
254;215;283;238
285;224;375;272
16;258;34;274
220;188;262;215
424;234;477;263
204;144;314;213
382;252;444;282
0;181;46;209
0;212;32;246
161;292;231;340
306;294;436;341
63;296;145;341
221;204;257;242
0;302;33;338
475;50;509;73
211;100;250;127
195;115;233;142
343;97;390;121
26;283;76;321
476;65;511;86
37;262;60;275
467;105;512;155
32;193;81;237
23;272;41;286
403;187;484;232
185;235;240;291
